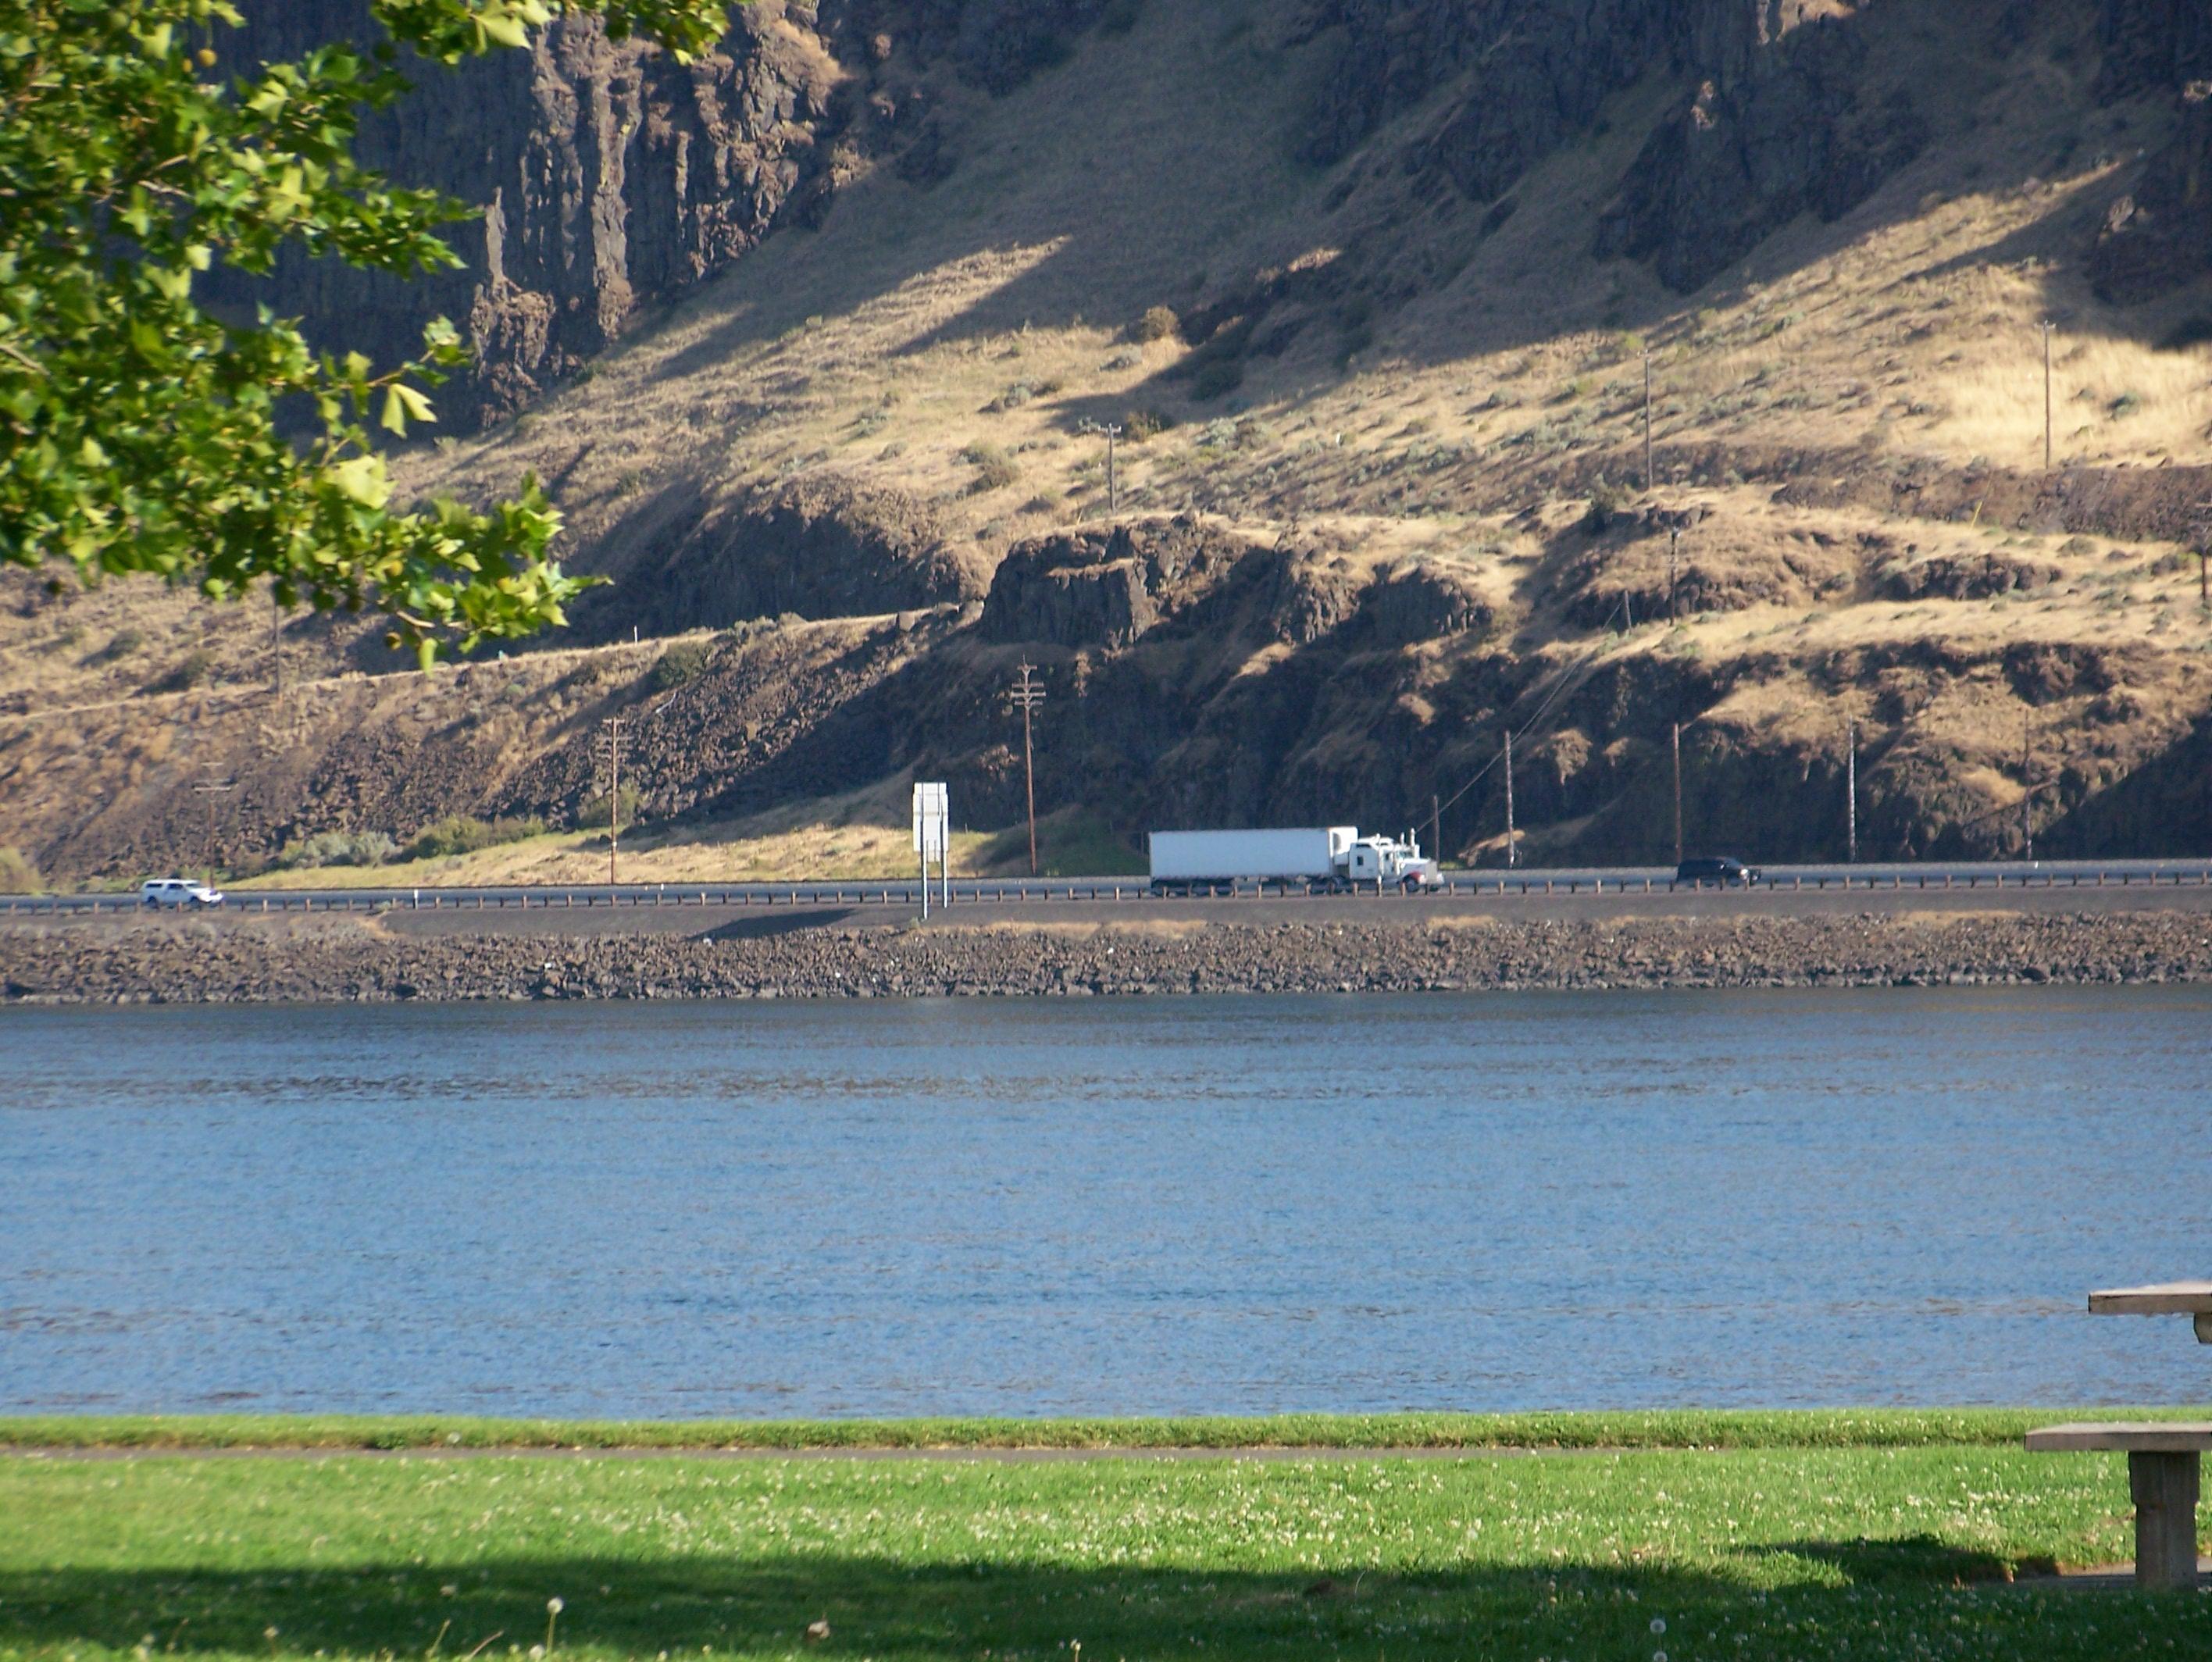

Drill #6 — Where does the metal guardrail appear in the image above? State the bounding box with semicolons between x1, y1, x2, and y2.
6;866;2212;915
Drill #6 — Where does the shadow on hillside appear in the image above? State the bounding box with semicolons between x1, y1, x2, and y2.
642;0;2162;451
0;1544;2056;1662
2041;711;2212;857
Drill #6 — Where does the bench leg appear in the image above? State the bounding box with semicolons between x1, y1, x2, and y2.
2196;1311;2211;1345
2129;1450;2201;1590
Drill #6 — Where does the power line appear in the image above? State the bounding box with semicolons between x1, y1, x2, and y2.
1434;592;1630;826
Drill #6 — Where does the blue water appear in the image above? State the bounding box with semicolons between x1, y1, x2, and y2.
2;990;2208;1418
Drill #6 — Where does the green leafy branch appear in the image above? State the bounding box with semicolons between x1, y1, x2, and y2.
0;0;733;661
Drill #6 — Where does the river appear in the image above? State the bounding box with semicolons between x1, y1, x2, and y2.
3;989;2207;1418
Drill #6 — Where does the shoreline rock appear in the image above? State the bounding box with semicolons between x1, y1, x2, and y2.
3;912;2210;1005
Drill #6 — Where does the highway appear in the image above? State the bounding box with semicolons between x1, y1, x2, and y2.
7;858;2212;915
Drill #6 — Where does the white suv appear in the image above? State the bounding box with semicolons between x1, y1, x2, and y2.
140;877;224;908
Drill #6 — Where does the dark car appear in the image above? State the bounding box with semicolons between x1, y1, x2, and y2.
1675;856;1761;886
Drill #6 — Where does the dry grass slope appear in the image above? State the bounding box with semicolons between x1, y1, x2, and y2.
4;0;2211;880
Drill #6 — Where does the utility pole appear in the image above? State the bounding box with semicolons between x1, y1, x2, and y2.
1671;721;1685;868
598;718;626;886
1668;528;1680;626
1082;420;1124;516
1846;718;1858;865
1643;347;1655;493
1008;661;1046;876
191;769;238;881
270;589;284;698
2192;500;2212;611
2021;709;2035;863
1502;729;1517;868
2042;319;2054;474
1430;791;1442;866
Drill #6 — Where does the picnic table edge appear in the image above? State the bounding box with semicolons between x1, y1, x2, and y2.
2088;1282;2212;1314
2024;1422;2212;1452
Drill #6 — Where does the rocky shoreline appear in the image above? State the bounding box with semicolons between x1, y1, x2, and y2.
5;910;2211;1004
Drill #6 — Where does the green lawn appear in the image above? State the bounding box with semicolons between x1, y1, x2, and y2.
3;1407;2207;1453
1;1425;2207;1661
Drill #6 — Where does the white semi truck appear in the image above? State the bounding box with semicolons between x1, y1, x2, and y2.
1147;826;1440;894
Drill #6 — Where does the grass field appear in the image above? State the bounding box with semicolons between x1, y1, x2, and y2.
3;1408;2210;1453
2;1418;2207;1660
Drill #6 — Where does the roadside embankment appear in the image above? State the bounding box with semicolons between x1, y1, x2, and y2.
4;901;2211;1002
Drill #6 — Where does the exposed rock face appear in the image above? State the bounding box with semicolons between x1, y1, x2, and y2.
220;1;855;426
886;0;1133;95
219;0;1132;426
1359;564;1490;645
981;518;1250;648
1297;0;1671;192
583;474;987;639
2090;0;2212;306
1876;552;2062;601
1595;6;1926;292
2098;0;2212;96
1300;1;1921;292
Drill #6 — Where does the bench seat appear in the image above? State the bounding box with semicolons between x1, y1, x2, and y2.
2027;1423;2209;1589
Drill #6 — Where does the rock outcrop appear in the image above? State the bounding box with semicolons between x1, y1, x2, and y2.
1594;5;1927;292
583;474;987;639
2090;0;2212;305
218;0;1134;426
219;1;856;426
1298;1;1925;293
981;518;1254;647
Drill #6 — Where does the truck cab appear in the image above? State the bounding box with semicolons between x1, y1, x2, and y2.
1337;834;1440;892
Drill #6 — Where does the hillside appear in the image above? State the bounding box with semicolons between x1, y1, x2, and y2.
5;0;2212;884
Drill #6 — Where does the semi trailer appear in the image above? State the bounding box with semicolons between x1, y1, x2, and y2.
1147;826;1440;894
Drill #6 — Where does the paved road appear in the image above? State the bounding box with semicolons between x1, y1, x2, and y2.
7;858;2212;917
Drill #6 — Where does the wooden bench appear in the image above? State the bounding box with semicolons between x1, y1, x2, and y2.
2024;1423;2209;1589
2028;1286;2212;1589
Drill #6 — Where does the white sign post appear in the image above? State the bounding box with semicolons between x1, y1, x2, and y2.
912;782;951;918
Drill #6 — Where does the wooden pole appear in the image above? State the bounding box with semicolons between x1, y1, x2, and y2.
1846;719;1857;865
1668;529;1679;625
1503;729;1516;868
1643;348;1654;493
1431;791;1441;865
2043;319;2054;474
2021;709;2034;863
1671;721;1684;867
1009;662;1046;877
1022;681;1038;876
602;719;625;887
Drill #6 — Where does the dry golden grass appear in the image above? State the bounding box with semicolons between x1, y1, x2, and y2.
6;0;2212;876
